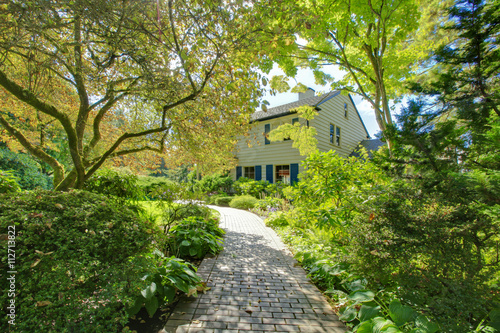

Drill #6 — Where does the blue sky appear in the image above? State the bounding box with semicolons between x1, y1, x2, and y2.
259;65;381;138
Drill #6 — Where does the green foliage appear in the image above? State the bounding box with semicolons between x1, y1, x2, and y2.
233;177;271;198
168;217;224;259
194;173;233;195
137;176;177;198
0;190;159;332
84;168;144;200
264;211;289;228
229;195;258;210
284;150;383;233
214;196;233;207
268;105;319;156
0;169;21;193
347;179;499;331
0;148;51;189
127;250;202;318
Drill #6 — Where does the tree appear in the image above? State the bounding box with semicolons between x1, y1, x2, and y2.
0;0;263;190
409;0;500;134
259;0;427;136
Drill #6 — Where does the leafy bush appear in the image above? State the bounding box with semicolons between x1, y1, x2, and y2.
84;168;144;200
0;148;51;189
233;177;269;198
347;179;499;331
168;217;224;259
215;196;233;207
0;190;160;332
137;176;177;197
194;173;233;194
229;195;258;210
264;211;290;228
0;169;21;193
127;249;202;318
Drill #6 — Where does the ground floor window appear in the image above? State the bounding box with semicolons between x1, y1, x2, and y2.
275;165;290;184
244;166;255;179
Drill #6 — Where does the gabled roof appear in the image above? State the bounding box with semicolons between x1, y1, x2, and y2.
349;139;386;157
251;91;341;122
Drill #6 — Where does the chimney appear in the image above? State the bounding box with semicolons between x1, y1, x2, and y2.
298;87;315;100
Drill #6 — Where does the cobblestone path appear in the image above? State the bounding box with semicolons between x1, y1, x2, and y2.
162;206;347;333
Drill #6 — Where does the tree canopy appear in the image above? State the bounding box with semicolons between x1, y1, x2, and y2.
0;0;263;190
258;0;432;138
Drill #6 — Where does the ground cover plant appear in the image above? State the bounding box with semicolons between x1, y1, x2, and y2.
0;190;160;332
167;216;225;259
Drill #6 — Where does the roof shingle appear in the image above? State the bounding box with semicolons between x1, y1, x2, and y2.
252;91;340;122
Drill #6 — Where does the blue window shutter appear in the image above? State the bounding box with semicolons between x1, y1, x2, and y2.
264;124;270;145
290;163;299;184
266;165;273;183
236;166;242;180
255;165;262;181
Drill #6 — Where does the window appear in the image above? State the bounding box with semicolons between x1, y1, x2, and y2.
330;124;341;146
275;165;290;184
244;166;255;180
344;103;348;118
292;118;299;125
264;124;270;145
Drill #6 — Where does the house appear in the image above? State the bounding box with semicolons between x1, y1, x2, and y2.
230;88;374;183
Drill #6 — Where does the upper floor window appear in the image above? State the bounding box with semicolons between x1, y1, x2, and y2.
330;124;341;146
344;103;348;118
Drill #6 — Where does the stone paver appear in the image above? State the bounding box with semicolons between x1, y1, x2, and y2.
162;207;347;333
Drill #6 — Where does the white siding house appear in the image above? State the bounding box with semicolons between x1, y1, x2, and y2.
231;89;375;183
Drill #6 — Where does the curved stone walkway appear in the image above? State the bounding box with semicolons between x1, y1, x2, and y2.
162;206;346;333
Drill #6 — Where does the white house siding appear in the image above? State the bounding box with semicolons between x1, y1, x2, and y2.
231;114;308;181
313;94;369;157
230;92;369;182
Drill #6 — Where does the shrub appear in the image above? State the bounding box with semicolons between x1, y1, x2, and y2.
136;175;177;197
168;217;224;259
229;195;258;210
0;148;51;189
347;179;499;331
264;211;290;228
194;173;233;194
127;250;202;318
233;177;268;198
0;170;21;193
215;196;233;207
84;168;143;200
0;190;160;332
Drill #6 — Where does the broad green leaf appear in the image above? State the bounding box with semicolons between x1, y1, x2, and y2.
356;319;374;333
489;309;500;330
414;315;439;333
180;240;191;246
189;247;198;257
372;317;400;333
348;290;375;304
126;297;144;316
145;296;159;317
163;285;176;303
339;306;357;322
359;303;381;322
389;300;416;327
141;282;157;300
